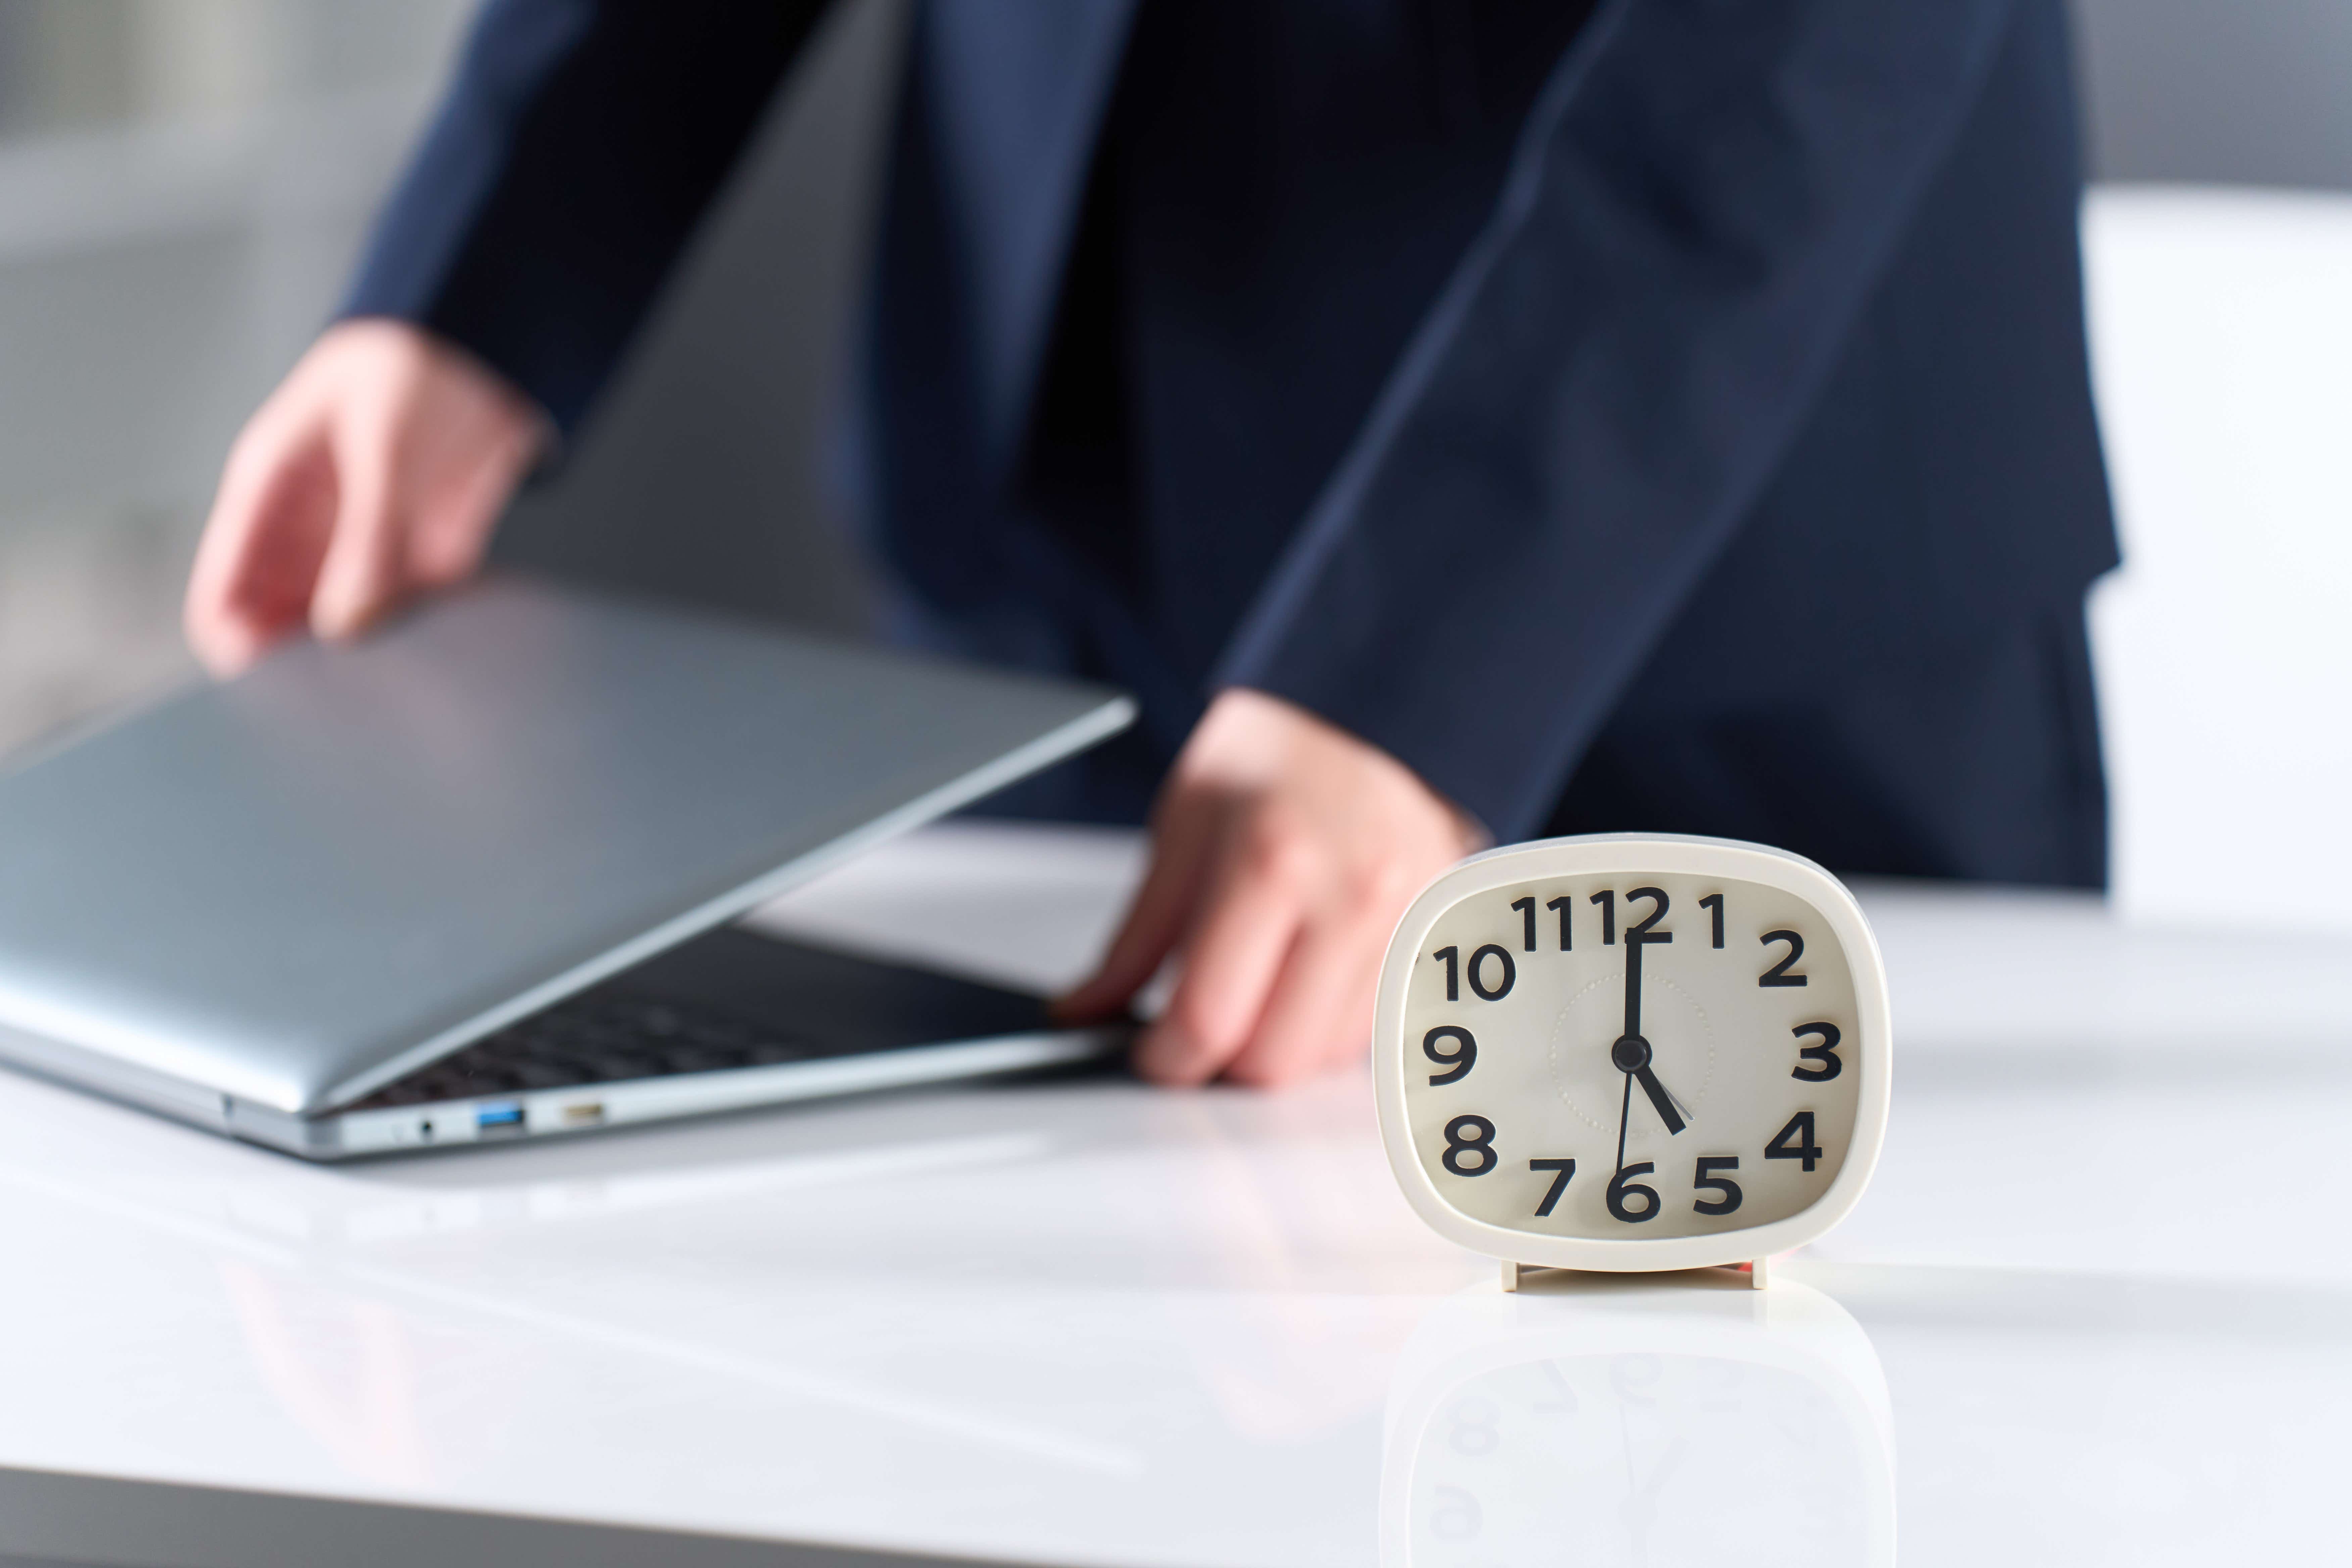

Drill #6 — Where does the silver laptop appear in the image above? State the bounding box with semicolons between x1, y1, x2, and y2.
0;578;1135;1159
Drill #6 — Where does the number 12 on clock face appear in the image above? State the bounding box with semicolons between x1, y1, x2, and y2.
1373;835;1893;1276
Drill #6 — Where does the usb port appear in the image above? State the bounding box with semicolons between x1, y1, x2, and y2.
560;1101;605;1128
475;1101;526;1136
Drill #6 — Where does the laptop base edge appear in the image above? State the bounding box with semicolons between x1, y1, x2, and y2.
226;1026;1133;1162
0;1020;231;1136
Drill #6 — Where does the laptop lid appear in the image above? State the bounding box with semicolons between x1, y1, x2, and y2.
0;578;1132;1116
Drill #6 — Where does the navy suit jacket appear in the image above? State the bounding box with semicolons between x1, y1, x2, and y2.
348;0;2119;884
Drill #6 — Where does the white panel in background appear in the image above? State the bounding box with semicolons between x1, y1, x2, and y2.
2081;185;2352;934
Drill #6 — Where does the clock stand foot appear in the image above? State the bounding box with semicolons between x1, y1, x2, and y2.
1502;1260;1772;1291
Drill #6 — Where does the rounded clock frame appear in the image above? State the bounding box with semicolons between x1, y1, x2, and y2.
1373;833;1893;1274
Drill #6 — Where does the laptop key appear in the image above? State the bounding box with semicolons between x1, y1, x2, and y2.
353;991;817;1110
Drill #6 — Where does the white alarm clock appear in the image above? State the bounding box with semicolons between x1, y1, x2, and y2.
1373;834;1891;1285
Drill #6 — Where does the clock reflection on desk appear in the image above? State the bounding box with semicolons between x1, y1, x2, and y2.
1382;1279;1894;1568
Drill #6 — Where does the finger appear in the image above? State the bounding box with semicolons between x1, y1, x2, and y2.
308;430;405;643
1219;914;1383;1088
1054;793;1222;1021
1313;948;1386;1076
1133;846;1305;1086
185;420;336;674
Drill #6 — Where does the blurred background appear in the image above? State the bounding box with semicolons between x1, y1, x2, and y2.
0;0;2344;930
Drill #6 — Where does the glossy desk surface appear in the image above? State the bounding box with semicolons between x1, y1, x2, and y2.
2;822;2346;1567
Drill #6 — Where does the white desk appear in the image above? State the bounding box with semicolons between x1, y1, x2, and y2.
2;822;2347;1567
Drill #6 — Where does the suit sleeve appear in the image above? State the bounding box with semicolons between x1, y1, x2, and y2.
1213;0;2024;839
341;0;832;435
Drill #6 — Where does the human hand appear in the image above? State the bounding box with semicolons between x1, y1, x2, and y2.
184;318;546;674
1057;688;1481;1088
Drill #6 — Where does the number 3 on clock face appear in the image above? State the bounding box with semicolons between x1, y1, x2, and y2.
1372;834;1893;1275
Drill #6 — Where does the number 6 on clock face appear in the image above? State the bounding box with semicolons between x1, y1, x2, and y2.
1372;834;1893;1276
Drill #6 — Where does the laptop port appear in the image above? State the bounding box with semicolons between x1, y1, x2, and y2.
475;1101;526;1136
560;1101;605;1128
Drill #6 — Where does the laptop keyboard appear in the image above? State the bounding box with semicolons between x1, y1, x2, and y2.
351;995;825;1110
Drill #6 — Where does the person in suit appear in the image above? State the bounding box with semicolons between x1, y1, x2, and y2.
183;0;2118;1088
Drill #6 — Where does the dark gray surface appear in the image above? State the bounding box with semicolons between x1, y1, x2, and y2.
0;1465;1014;1568
0;577;1129;1115
2071;0;2352;190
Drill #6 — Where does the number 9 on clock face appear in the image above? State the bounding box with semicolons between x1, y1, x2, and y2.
1372;834;1893;1275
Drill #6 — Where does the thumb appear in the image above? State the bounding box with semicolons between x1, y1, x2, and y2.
1054;797;1219;1022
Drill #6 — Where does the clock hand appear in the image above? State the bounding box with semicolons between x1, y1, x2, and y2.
1632;1063;1687;1135
1621;929;1644;1042
1610;932;1688;1137
1614;1069;1633;1174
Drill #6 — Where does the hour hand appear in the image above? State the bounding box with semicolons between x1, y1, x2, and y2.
1632;1064;1687;1135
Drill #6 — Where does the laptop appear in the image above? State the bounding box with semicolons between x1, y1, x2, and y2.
0;1462;972;1565
0;578;1136;1160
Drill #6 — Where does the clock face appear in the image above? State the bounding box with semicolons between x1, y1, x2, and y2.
1398;869;1864;1244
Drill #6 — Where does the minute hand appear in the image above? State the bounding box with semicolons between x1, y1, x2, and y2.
1621;930;1687;1136
1623;928;1644;1041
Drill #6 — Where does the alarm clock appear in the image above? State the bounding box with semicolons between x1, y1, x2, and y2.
1380;1282;1896;1567
1372;834;1891;1285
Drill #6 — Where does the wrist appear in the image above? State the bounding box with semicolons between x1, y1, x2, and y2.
1203;686;1486;854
